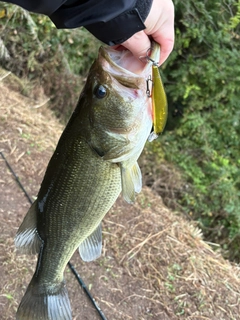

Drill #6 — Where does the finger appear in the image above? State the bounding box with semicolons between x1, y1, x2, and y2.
152;30;174;65
144;0;175;65
120;31;152;60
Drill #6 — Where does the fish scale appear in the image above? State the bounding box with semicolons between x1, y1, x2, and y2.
37;138;121;282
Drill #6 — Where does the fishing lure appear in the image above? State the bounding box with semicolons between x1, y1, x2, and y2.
144;45;168;141
151;64;168;136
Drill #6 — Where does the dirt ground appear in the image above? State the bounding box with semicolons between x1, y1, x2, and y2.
1;69;240;320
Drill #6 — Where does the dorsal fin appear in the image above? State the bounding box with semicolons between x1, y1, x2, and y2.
15;200;42;254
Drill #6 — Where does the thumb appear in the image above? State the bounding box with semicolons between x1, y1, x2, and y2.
120;31;152;60
151;32;174;65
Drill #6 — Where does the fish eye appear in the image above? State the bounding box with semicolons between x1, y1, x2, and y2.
94;85;107;99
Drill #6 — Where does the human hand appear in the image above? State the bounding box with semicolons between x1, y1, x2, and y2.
117;0;175;65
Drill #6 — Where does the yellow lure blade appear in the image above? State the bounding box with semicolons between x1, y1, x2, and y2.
0;8;6;19
152;64;168;136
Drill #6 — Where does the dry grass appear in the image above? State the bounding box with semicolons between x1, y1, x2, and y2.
0;67;63;148
0;67;63;196
101;191;240;319
139;149;186;212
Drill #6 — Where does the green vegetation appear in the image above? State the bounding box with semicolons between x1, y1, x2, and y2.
0;3;99;119
149;0;240;260
0;1;240;260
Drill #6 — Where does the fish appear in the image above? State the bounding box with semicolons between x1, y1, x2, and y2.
15;42;160;320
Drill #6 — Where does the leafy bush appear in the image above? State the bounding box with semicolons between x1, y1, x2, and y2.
0;3;100;119
147;0;240;260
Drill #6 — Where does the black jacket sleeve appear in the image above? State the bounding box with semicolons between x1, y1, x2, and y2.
3;0;153;45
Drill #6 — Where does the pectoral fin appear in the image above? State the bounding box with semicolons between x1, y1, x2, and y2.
79;223;102;262
121;162;142;204
15;200;42;254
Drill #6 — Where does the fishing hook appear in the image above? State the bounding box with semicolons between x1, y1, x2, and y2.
139;47;159;66
139;47;160;97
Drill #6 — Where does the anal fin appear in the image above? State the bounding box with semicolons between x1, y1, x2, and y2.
79;223;102;262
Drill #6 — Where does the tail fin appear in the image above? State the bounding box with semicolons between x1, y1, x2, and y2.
16;276;72;320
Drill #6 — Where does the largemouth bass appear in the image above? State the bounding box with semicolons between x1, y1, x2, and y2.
15;42;160;320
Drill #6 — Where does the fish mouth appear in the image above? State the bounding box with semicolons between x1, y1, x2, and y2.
98;42;160;88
